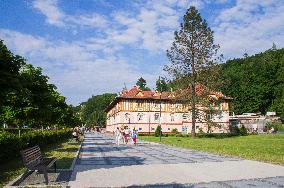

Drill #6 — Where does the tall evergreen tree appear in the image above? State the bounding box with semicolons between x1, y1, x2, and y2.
156;77;170;92
165;6;222;137
136;77;151;91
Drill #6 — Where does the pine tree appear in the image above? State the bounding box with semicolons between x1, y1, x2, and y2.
165;6;223;137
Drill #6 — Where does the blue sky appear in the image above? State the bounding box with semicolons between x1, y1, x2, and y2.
1;0;284;105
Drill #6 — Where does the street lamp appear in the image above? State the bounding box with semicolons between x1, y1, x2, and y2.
159;76;162;142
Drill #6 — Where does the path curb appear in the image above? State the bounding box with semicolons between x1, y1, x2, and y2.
70;138;83;171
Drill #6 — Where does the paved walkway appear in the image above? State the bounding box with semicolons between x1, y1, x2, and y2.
68;133;284;187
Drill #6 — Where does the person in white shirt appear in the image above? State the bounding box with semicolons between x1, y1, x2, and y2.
124;127;131;144
114;127;120;145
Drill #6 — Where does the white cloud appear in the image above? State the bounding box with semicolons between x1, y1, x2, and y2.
0;29;158;104
32;0;109;29
3;0;284;104
213;0;284;57
33;0;65;26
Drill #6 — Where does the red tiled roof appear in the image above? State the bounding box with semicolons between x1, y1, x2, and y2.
105;85;231;112
118;85;231;100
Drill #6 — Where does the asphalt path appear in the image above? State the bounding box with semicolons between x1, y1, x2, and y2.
68;133;284;187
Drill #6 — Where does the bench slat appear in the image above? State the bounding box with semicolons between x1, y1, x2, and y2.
20;145;57;185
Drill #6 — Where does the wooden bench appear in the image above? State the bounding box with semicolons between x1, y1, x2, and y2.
20;146;57;185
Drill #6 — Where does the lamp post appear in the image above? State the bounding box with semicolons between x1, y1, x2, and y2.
159;76;162;142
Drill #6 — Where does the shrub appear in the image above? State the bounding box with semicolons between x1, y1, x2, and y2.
229;125;240;135
155;126;162;137
0;128;33;135
197;133;238;139
267;122;284;132
171;128;179;134
239;125;248;136
0;129;72;164
175;134;184;137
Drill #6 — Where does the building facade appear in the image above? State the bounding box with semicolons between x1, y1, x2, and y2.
229;112;281;132
105;86;232;134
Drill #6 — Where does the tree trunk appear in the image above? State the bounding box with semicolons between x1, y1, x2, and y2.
191;80;196;138
191;56;196;138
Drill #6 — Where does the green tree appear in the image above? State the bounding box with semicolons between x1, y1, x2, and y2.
0;39;78;128
156;77;171;92
165;6;222;137
220;48;284;119
136;77;151;91
76;93;117;128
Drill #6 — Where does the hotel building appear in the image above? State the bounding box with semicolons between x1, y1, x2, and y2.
105;86;232;134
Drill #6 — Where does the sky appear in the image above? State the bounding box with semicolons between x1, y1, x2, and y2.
1;0;284;105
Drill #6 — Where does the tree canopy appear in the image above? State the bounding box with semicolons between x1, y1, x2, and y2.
74;93;116;128
0;39;79;128
220;47;284;120
136;77;151;91
165;6;222;137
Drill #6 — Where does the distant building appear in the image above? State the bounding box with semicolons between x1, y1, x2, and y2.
105;86;232;134
229;112;281;132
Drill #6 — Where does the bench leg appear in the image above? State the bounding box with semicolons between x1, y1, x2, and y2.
43;169;49;185
54;161;57;173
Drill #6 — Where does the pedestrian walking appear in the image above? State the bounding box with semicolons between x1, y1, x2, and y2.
124;127;131;144
117;128;124;145
114;127;120;145
131;128;138;145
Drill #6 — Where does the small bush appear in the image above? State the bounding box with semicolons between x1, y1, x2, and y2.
171;128;179;134
267;122;284;132
239;125;248;136
155;126;162;137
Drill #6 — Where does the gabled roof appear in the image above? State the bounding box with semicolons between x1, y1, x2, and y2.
105;85;232;112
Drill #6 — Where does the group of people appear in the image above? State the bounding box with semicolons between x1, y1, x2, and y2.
114;126;138;145
72;126;82;142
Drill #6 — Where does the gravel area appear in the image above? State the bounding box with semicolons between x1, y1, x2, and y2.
12;170;71;187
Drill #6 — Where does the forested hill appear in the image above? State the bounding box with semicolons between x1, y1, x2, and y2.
74;93;116;127
220;47;284;118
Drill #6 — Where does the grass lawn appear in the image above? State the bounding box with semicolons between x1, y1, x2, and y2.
0;138;81;187
140;134;284;165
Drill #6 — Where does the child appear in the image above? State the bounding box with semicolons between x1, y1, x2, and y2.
124;127;131;144
131;128;137;145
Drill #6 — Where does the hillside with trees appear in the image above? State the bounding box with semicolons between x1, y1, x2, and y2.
74;93;116;128
220;47;284;119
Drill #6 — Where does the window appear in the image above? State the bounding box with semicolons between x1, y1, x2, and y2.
125;113;130;120
182;113;188;120
168;128;170;131
154;103;159;108
151;127;155;131
137;113;143;121
170;113;175;121
154;113;159;121
139;128;142;131
137;100;143;108
207;113;212;120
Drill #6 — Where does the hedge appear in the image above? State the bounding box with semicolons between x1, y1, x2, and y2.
0;128;34;135
0;129;72;163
